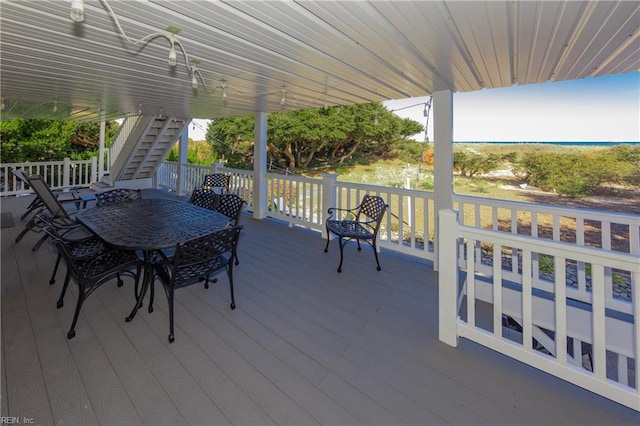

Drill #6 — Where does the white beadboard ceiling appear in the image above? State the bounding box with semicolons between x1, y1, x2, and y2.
1;0;638;122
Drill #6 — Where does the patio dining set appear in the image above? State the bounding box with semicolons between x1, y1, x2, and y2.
13;170;390;344
14;172;244;343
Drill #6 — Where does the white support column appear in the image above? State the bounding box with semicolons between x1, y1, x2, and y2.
176;130;189;196
63;157;71;189
433;89;454;271
253;111;268;219
438;208;459;347
321;174;338;239
98;110;106;180
91;157;98;184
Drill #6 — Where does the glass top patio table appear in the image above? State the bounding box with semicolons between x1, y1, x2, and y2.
75;198;230;251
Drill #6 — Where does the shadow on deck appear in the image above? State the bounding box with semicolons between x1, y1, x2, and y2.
1;191;638;425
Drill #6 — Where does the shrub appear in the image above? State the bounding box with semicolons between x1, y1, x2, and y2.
513;149;631;198
453;151;502;178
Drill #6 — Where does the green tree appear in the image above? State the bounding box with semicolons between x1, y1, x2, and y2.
0;118;118;162
205;103;424;171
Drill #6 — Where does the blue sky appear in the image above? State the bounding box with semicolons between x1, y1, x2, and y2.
191;72;639;142
384;72;639;142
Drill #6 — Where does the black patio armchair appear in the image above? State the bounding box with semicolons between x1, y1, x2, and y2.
43;225;142;339
187;188;220;210
213;193;245;265
324;195;388;273
199;173;230;194
148;226;243;343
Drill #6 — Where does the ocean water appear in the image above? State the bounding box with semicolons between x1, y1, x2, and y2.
454;141;639;146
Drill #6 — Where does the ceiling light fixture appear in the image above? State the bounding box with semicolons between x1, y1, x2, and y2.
190;60;201;90
70;0;85;23
79;1;219;92
168;36;178;67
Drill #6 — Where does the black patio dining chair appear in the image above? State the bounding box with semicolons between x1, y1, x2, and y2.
43;225;142;339
15;173;83;251
187;188;219;210
324;194;388;273
213;193;245;265
148;226;243;343
31;212;107;287
95;188;142;206
199;173;230;194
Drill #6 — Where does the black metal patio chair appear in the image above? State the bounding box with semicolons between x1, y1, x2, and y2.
95;188;142;207
43;225;142;339
213;193;245;265
32;212;108;287
324;194;388;273
199;173;230;194
148;226;243;343
187;188;219;210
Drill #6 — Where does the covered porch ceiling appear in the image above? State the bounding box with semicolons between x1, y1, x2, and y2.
1;0;638;122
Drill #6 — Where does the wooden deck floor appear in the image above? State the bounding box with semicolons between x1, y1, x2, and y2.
2;191;639;425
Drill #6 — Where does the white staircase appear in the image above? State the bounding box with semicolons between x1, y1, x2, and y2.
94;114;189;191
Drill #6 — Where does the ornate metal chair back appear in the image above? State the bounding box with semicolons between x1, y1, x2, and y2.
214;193;245;226
201;173;230;194
95;188;141;207
187;188;219;210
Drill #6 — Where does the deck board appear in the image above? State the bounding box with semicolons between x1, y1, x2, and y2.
2;191;639;425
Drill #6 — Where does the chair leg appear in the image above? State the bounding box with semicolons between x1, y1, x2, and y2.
323;230;331;253
148;279;155;313
234;249;240;266
50;253;62;285
372;242;382;271
66;287;85;339
228;266;236;310
57;270;72;308
15;218;37;242
168;286;175;343
337;237;345;273
32;234;49;251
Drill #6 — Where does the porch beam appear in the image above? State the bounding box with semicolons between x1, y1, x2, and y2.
433;89;454;271
253;111;268;219
98;110;106;181
176;127;189;196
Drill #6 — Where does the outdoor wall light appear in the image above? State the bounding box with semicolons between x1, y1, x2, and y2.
190;60;201;90
168;37;178;67
280;89;286;106
71;0;228;95
70;0;85;23
221;83;228;101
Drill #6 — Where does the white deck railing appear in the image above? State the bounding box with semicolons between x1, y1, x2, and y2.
0;158;97;195
439;210;640;411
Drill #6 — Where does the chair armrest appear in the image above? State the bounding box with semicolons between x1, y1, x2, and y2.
326;206;357;220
